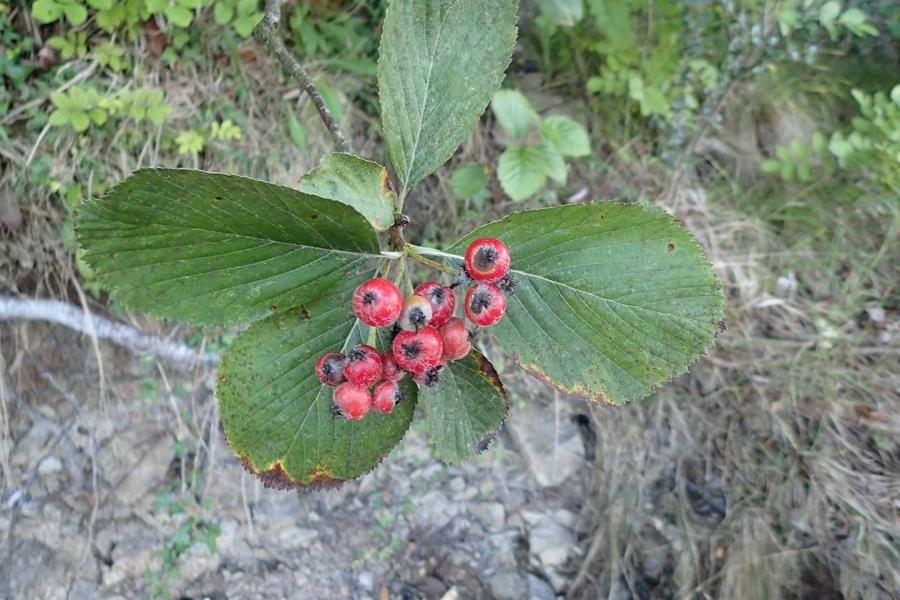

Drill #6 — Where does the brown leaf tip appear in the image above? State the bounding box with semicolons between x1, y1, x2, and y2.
238;457;345;491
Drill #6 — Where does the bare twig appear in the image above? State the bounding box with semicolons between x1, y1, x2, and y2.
255;0;351;154
0;296;218;366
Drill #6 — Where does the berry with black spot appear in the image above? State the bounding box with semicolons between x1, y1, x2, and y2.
372;380;403;414
464;237;510;282
333;382;372;420
381;351;407;382
352;278;403;327
392;326;443;373
412;361;445;387
439;317;472;360
315;351;346;387
398;295;433;331
465;283;507;327
342;344;382;386
414;281;456;328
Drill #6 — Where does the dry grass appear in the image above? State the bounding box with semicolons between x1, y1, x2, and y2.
569;86;899;599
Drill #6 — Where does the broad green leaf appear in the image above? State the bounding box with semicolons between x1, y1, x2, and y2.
217;292;418;488
445;202;724;405
77;169;384;326
63;3;88;25
421;349;508;464
492;89;539;140
539;0;584;26
378;0;518;197
542;115;591;157
299;153;396;231
166;4;193;28
497;145;549;201
451;164;490;199
32;0;63;23
214;1;234;24
535;141;568;184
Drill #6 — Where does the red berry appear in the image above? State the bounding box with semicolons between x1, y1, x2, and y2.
392;326;443;373
343;344;382;386
333;383;372;420
352;278;403;327
464;238;510;282
412;360;445;387
439;317;472;360
414;281;456;328
315;351;346;387
465;283;507;327
372;380;403;414
398;295;433;331
381;351;407;382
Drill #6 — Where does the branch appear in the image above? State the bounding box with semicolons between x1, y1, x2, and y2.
255;0;352;154
0;296;218;366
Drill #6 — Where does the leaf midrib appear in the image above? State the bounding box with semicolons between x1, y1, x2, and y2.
83;218;385;261
398;5;451;195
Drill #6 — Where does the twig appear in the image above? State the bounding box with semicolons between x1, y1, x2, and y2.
0;296;218;366
255;0;351;154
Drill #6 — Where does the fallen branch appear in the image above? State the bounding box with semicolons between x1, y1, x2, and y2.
255;0;351;154
0;296;218;366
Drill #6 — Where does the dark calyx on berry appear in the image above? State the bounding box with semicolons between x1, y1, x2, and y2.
473;246;498;272
495;272;517;294
316;351;346;387
469;287;493;313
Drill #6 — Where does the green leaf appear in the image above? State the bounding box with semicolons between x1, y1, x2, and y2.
450;164;490;199
497;145;549;201
32;0;63;23
217;304;418;489
233;13;262;37
70;111;90;132
542;115;591;157
491;89;538;140
88;0;114;9
539;0;583;26
286;109;307;151
166;4;193;27
535;141;568;184
446;203;724;405
378;0;518;197
214;1;234;24
298;153;396;232
62;3;88;25
760;159;781;173
420;349;508;464
77;169;384;326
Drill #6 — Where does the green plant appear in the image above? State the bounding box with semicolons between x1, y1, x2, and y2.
76;0;724;488
146;488;220;599
213;0;263;37
47;85;171;133
46;31;88;59
144;0;204;28
490;89;591;201
31;0;112;25
761;85;899;190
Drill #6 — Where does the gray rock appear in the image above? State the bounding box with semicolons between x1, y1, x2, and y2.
527;573;557;600
276;526;319;550
414;491;458;530
469;502;506;530
115;436;174;505
506;402;585;488
69;580;99;600
358;570;374;590
37;455;63;475
529;519;577;568
488;570;528;600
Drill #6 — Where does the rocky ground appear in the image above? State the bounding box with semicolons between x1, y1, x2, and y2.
1;320;593;599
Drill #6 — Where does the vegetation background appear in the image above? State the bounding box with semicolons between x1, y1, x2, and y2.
0;0;897;598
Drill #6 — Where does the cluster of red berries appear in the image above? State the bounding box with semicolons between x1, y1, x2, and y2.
315;238;515;421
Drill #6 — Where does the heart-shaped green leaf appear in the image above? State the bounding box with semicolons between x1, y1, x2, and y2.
378;0;518;197
443;202;725;405
299;153;396;231
217;301;418;489
420;349;508;464
77;169;384;326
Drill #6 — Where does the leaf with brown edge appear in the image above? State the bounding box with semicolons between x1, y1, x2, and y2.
217;296;418;489
420;348;509;464
440;201;725;405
